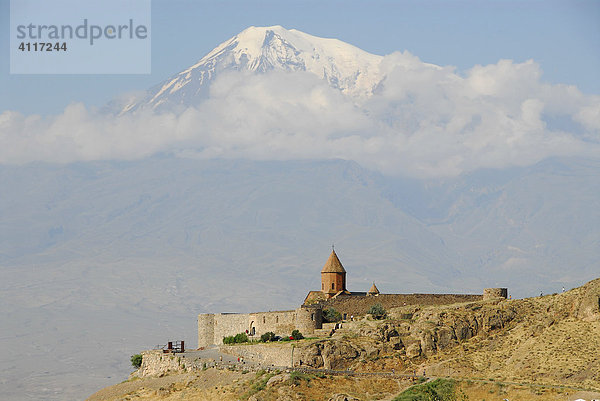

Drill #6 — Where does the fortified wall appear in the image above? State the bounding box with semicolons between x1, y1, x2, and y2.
198;305;322;348
308;293;484;319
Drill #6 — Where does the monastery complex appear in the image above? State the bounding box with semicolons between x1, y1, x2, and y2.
198;250;507;347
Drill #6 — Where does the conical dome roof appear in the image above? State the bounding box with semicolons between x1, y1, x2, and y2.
321;250;346;273
368;282;380;295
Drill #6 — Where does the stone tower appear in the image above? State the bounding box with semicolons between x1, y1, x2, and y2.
321;249;347;298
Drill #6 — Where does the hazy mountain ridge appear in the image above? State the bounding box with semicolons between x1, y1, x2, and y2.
2;157;597;297
379;157;600;286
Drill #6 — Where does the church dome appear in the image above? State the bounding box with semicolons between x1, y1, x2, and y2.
367;282;380;295
321;250;346;273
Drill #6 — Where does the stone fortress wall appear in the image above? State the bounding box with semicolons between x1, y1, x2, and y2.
314;293;485;319
198;305;322;348
198;290;507;347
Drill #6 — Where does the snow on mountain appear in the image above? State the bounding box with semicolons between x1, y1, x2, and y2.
124;26;383;113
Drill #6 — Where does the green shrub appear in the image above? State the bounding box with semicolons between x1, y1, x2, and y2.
260;331;276;342
368;303;387;319
291;329;304;340
234;332;249;343
223;332;249;344
130;354;142;369
289;371;314;385
243;372;277;399
393;378;463;401
323;308;342;323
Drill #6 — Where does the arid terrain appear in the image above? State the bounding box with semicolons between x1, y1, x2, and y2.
87;278;600;401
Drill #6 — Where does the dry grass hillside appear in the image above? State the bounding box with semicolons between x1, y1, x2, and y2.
87;278;600;401
422;278;600;389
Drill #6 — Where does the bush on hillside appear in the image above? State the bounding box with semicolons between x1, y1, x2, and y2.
223;332;249;344
290;329;304;340
323;307;342;322
393;378;465;401
368;303;387;320
260;331;276;342
130;354;142;369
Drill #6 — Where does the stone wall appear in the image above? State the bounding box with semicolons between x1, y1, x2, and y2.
313;293;483;318
197;314;215;348
296;305;323;334
138;350;187;377
198;306;322;347
198;290;500;347
213;313;250;344
219;343;293;367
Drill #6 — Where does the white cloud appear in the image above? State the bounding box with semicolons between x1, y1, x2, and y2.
1;54;599;177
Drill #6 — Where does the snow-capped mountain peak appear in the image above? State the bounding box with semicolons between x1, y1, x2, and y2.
124;26;383;113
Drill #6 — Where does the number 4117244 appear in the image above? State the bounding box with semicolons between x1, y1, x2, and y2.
18;42;67;52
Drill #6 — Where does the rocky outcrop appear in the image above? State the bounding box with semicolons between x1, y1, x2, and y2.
532;278;600;323
294;301;518;368
296;339;378;370
357;301;517;359
266;373;291;387
572;278;600;321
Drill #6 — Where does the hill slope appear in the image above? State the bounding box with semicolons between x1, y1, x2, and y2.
87;278;600;400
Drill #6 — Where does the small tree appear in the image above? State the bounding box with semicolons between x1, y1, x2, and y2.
130;354;142;369
368;303;387;320
290;329;304;340
322;308;342;323
260;331;276;342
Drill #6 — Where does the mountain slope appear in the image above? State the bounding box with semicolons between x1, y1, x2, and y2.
123;26;383;113
380;157;600;293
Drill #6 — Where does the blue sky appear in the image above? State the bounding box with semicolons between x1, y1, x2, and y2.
1;0;599;115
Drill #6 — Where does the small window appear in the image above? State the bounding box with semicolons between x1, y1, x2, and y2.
263;316;266;324
331;283;334;290
322;283;324;290
311;313;314;321
343;313;347;320
276;316;279;323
